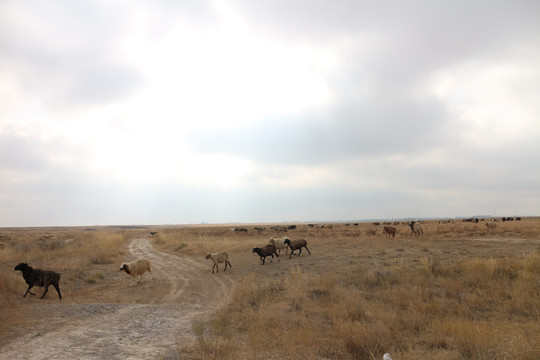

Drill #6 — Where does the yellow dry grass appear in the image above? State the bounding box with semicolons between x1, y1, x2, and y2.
1;218;539;360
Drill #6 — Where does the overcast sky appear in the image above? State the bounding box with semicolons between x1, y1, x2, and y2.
1;1;539;227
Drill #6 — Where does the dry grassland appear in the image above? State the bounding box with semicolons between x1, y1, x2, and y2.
1;219;539;359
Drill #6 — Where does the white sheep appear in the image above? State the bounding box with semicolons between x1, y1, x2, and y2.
269;237;290;254
120;258;154;285
383;354;393;360
205;251;232;274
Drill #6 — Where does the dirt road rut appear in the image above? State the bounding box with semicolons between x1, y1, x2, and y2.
0;237;233;359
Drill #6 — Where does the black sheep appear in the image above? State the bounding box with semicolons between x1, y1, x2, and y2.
252;244;279;265
14;263;62;299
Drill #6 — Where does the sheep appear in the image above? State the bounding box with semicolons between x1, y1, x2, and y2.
252;244;279;265
269;237;290;254
283;238;311;259
409;221;424;237
383;354;393;360
205;251;232;274
485;222;497;229
14;263;62;299
383;225;396;239
120;258;154;285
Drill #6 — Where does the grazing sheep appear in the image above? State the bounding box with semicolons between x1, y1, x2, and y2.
283;238;311;259
269;237;290;254
14;263;62;299
120;258;154;285
409;221;424;237
485;222;497;229
205;252;232;274
252;244;279;265
383;225;396;239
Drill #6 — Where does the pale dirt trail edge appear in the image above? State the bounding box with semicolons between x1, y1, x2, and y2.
0;237;234;360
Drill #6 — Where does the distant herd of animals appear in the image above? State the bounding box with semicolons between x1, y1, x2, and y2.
12;217;523;299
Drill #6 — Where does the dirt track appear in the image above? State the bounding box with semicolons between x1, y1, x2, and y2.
0;237;233;360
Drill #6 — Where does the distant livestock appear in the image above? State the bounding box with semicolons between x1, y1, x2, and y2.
485;223;497;229
252;244;279;265
233;227;248;232
205;252;232;274
409;221;424;237
14;263;62;299
284;238;311;258
120;258;154;285
383;226;396;239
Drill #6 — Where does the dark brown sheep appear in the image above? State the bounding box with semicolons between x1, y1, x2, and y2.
14;263;62;299
252;244;279;265
284;239;311;258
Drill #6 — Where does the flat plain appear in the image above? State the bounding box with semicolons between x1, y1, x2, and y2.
1;218;539;359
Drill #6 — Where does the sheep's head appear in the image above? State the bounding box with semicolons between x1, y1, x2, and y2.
14;263;29;271
252;248;259;253
120;263;130;275
205;254;212;260
284;239;291;245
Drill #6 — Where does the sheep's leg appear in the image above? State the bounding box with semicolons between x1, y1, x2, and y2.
53;283;62;299
297;248;302;256
23;285;36;297
40;285;50;299
305;246;311;255
215;263;219;273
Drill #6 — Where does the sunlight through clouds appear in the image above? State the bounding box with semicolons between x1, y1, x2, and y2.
430;61;540;148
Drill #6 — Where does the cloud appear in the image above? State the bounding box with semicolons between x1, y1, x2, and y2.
1;1;540;226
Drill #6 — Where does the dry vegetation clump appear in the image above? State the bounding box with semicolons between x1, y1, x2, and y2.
152;225;279;257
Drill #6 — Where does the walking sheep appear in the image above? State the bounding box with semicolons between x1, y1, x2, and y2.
14;263;62;299
283;238;311;259
252;244;279;265
205;252;232;274
120;258;154;285
383;225;396;239
409;221;424;237
269;237;290;254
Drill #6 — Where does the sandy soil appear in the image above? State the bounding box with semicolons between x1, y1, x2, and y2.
0;237;234;360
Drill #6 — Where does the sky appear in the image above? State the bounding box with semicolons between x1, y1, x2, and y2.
1;0;540;227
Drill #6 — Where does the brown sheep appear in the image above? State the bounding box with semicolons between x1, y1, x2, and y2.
252;244;279;265
283;239;311;259
383;225;396;238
